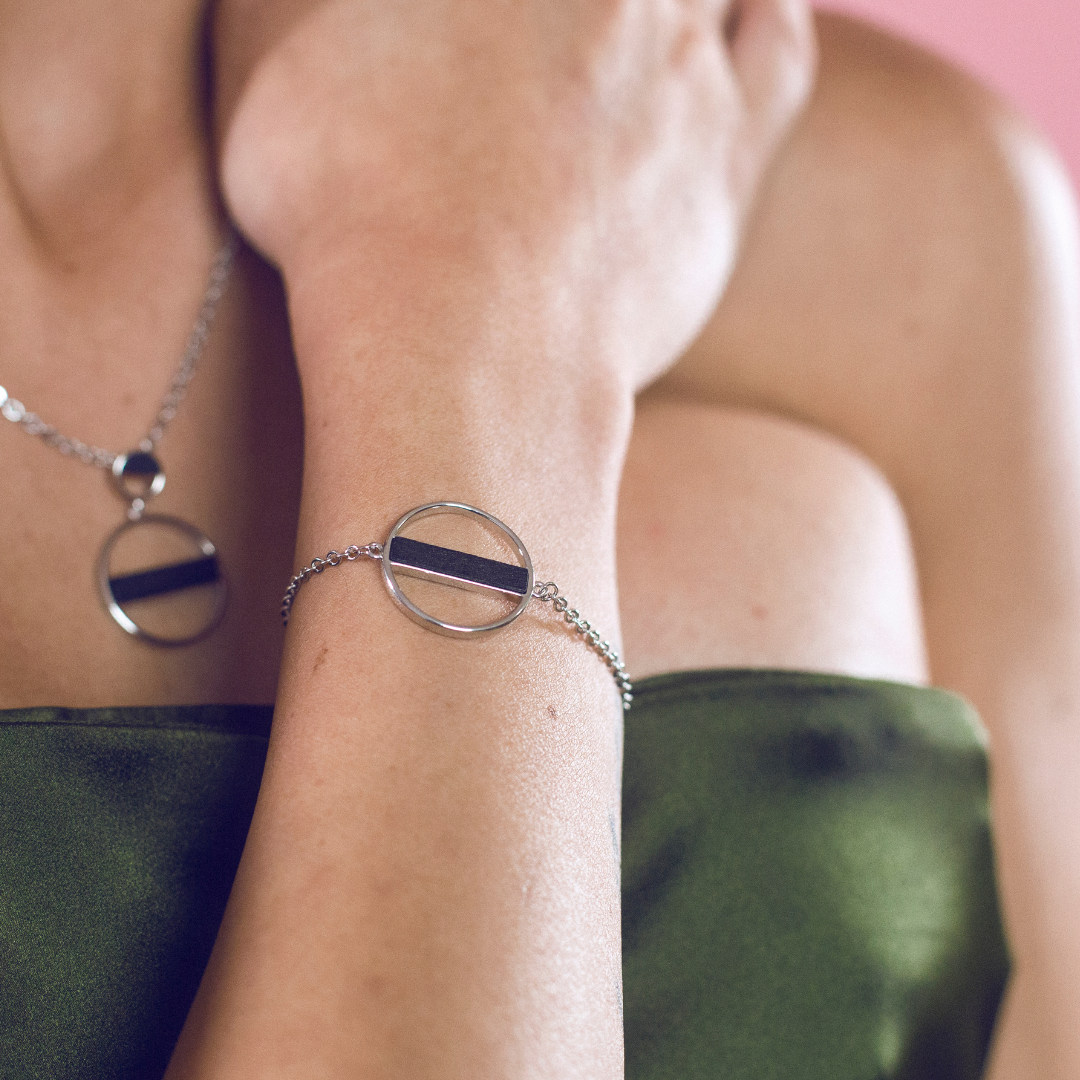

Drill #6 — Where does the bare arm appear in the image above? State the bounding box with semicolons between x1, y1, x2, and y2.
164;1;815;1075
651;15;1080;1078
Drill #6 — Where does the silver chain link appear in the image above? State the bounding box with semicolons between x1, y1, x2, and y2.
281;547;633;711
531;581;633;710
0;232;237;469
280;544;385;625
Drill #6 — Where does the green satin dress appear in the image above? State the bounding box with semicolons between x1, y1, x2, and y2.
0;670;1008;1079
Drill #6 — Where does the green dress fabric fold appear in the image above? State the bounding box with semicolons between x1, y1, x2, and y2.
0;672;1008;1079
622;671;1008;1080
0;705;273;1080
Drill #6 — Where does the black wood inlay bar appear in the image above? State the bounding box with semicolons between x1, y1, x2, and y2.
109;555;221;604
388;536;528;596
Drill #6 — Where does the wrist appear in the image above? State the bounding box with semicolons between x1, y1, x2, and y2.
280;249;633;630
293;350;630;563
285;246;633;468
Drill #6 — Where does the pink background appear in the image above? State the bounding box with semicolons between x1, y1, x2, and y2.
817;0;1080;192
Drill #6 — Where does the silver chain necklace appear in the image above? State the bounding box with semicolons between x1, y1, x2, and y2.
0;233;237;646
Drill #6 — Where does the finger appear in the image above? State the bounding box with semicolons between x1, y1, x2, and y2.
727;0;817;152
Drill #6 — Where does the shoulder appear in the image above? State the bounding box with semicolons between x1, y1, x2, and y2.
652;11;1078;436
804;12;1074;234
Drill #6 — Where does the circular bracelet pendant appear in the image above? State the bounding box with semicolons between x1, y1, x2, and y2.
381;502;534;637
97;451;227;647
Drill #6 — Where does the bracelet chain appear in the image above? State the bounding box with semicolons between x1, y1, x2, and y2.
281;546;633;710
280;543;384;625
531;581;633;709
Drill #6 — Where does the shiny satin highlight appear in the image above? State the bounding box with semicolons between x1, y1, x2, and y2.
0;673;1007;1078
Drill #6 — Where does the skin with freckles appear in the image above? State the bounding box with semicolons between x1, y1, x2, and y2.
0;1;1077;1077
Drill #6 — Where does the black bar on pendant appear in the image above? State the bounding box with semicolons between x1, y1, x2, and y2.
109;555;221;604
388;536;528;596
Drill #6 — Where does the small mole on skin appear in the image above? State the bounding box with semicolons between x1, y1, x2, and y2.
312;645;330;674
547;704;558;721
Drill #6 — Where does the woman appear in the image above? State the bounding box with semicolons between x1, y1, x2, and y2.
0;0;1075;1076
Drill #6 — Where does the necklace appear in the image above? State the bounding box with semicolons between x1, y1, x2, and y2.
0;233;237;646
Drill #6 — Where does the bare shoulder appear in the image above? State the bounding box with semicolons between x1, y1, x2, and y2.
812;12;1006;129
647;10;1078;441
619;9;1079;693
800;11;1054;189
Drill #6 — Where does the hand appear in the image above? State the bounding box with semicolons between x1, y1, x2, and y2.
213;0;816;392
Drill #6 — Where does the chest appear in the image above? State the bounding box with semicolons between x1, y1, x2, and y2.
0;259;304;708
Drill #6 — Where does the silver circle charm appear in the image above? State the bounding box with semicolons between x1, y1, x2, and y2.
112;450;167;504
381;503;534;638
97;514;227;647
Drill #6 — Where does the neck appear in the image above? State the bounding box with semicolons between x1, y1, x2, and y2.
0;0;215;262
0;0;235;436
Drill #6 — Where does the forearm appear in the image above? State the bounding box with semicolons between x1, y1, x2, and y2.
179;0;812;1068
165;254;631;1078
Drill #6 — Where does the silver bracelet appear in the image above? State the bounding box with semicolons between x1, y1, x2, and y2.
281;502;633;710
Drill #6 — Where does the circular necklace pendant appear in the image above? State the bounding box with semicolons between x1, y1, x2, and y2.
97;451;227;647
